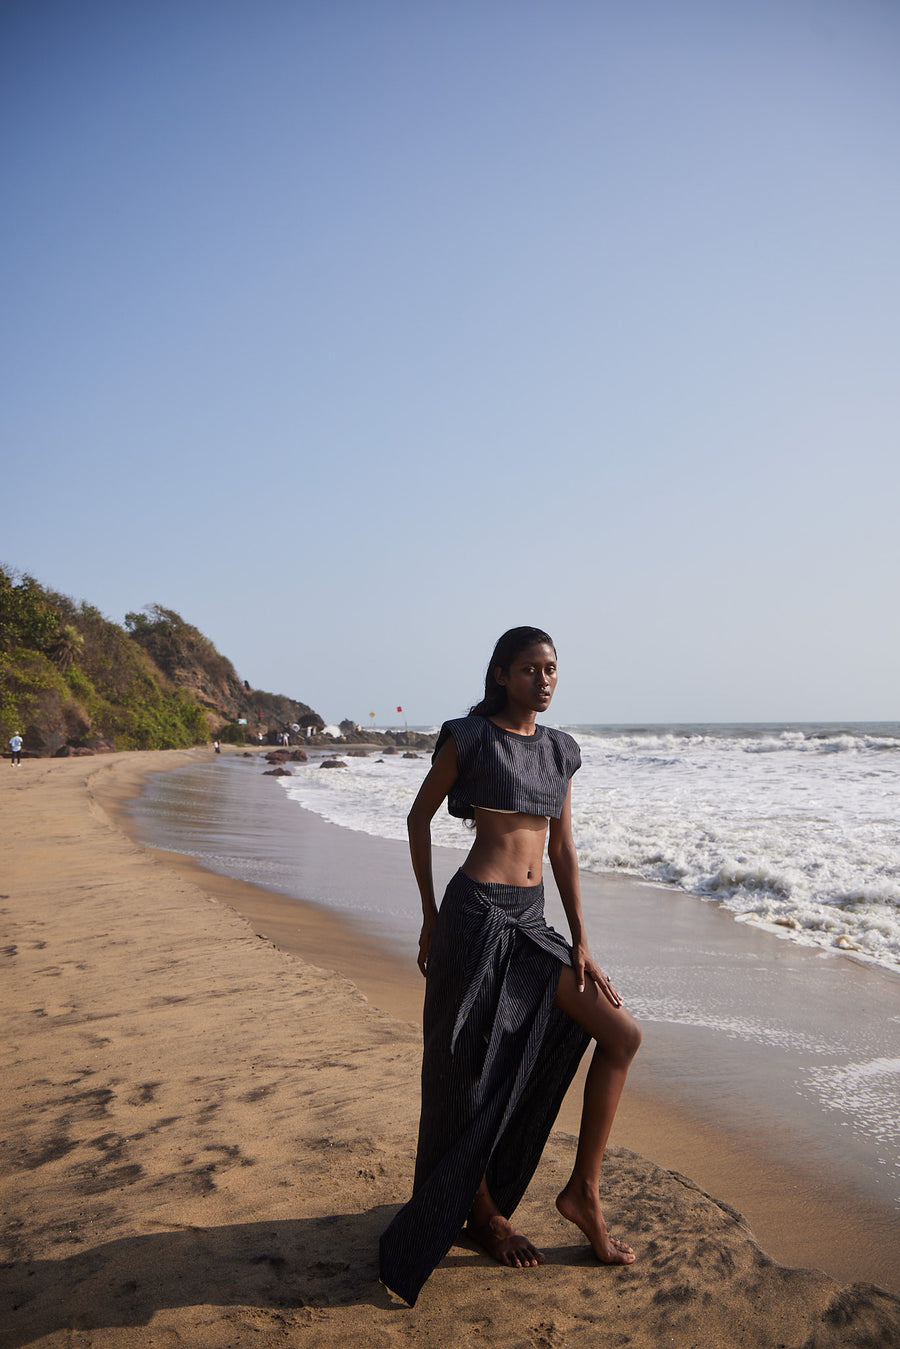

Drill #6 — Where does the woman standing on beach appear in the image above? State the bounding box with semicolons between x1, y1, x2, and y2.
379;627;641;1306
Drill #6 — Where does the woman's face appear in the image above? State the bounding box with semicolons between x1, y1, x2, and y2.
496;642;558;714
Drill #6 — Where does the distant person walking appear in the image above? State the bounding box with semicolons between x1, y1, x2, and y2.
8;733;23;766
213;740;220;754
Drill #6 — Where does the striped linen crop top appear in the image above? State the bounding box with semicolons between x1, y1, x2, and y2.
433;716;581;820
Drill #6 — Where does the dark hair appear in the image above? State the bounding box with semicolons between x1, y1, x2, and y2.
468;626;556;718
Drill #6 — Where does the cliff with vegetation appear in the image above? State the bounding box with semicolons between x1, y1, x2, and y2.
0;567;322;755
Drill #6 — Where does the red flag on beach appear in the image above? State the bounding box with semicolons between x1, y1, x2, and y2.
397;706;403;713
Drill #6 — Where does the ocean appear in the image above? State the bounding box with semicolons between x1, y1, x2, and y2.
272;722;900;972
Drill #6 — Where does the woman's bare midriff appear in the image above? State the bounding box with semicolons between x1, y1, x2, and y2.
462;808;550;886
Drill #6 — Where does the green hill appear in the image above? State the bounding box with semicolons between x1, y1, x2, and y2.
0;566;322;756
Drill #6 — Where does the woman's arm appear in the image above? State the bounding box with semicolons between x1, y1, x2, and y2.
548;784;622;1007
407;735;459;976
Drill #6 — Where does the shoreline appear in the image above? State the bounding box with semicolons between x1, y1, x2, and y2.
116;747;900;1293
2;749;899;1348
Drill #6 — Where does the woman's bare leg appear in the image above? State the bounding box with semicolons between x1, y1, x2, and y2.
464;968;640;1270
465;1176;546;1268
554;965;642;1263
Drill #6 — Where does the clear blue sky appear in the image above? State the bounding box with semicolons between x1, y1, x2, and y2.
3;0;898;725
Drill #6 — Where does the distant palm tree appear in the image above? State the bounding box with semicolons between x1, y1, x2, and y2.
52;624;84;671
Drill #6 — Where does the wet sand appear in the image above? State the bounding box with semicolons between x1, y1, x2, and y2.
1;748;899;1349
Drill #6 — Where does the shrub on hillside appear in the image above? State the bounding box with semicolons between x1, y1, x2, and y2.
0;567;62;655
218;721;250;745
100;692;210;751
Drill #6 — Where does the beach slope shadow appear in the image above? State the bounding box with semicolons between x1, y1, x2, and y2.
0;1209;401;1347
3;1196;900;1349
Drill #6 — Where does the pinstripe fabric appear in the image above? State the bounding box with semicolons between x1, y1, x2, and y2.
379;870;590;1306
435;717;582;821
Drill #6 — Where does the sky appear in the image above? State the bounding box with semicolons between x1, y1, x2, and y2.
3;0;899;726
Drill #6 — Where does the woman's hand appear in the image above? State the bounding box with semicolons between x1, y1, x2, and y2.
572;942;622;1007
417;915;436;977
549;787;624;1005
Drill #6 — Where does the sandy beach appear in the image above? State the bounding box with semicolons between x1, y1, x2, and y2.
2;748;899;1347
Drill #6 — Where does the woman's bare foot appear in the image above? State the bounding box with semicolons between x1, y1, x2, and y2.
465;1210;546;1268
556;1180;635;1264
466;1183;545;1268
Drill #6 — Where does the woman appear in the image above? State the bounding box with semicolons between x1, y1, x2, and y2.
379;627;641;1306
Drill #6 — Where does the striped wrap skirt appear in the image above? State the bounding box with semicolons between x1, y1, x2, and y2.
379;869;590;1306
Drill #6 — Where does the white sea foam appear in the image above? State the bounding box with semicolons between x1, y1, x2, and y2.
568;724;900;970
277;723;900;973
802;1058;900;1165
